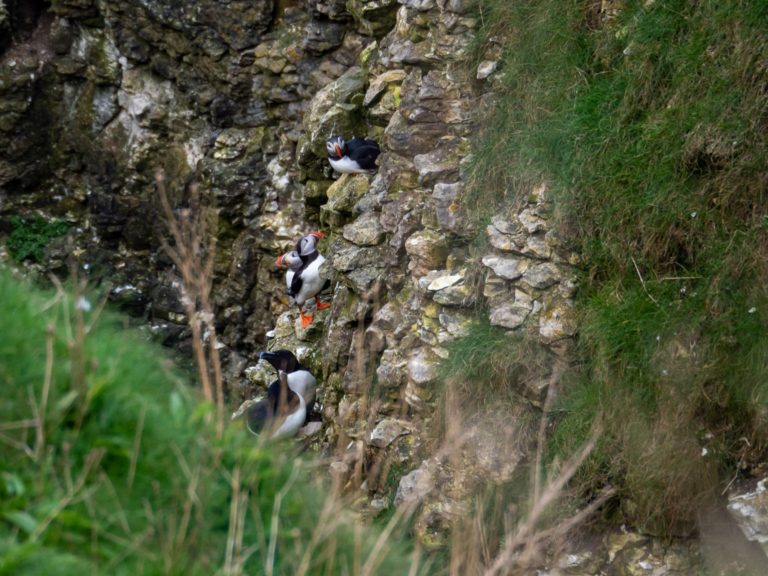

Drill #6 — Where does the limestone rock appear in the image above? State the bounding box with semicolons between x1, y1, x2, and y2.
432;181;468;235
489;302;531;330
405;229;448;276
521;262;561;290
342;212;385;246
476;60;498;80
539;299;577;342
370;418;412;448
728;477;768;557
325;174;370;214
430;275;472;307
376;349;408;388
481;254;528;281
364;69;407;106
347;0;399;36
414;147;460;186
407;347;440;385
395;461;434;507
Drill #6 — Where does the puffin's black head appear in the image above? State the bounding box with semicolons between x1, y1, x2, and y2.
296;231;323;257
259;349;301;373
276;250;303;270
326;136;346;160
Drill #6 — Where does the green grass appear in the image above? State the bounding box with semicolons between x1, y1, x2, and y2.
0;268;420;574
472;0;768;536
6;216;70;263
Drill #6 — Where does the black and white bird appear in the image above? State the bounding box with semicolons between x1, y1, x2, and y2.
258;349;317;408
245;369;306;440
326;136;381;175
281;231;330;328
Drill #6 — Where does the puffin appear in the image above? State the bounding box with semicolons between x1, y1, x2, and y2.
326;135;381;174
245;369;306;440
258;349;317;408
285;230;331;328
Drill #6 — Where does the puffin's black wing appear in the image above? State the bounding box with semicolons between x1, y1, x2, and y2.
288;270;304;298
246;385;279;435
346;139;381;171
347;138;380;153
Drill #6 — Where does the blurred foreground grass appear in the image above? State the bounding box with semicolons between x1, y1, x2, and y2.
0;268;417;575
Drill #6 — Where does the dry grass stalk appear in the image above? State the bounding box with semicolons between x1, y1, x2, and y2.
484;421;604;576
155;169;225;437
33;322;55;460
30;448;105;542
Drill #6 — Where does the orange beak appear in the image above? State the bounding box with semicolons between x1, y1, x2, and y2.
309;231;324;240
275;254;285;267
334;144;343;158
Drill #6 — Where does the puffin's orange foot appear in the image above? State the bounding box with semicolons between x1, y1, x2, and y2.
300;313;314;328
315;298;331;311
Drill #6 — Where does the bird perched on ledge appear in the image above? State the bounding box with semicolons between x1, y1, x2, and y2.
242;369;306;440
326;135;381;174
258;349;317;408
277;230;331;328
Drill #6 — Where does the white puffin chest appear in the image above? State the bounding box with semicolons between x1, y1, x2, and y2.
287;370;317;405
294;255;326;305
329;156;366;174
270;394;306;440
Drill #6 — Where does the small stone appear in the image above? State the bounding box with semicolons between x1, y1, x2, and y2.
432;181;468;235
481;255;528;281
524;234;552;259
331;240;384;271
427;271;463;291
727;477;768;556
342;212;385;246
376;349;407;388
476;60;498;80
438;311;474;340
518;208;547;233
432;280;472;306
370;418;412;448
408;347;440;385
363;69;407;106
521;262;561;290
489;303;531;329
487;223;523;252
325;174;370;214
395;462;434;507
405;230;448;276
414;148;459;186
539;300;577;342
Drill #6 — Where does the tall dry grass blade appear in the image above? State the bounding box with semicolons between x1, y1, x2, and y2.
30;448;105;542
484;422;603;576
155;170;225;437
33;323;55;460
361;506;412;576
127;404;146;491
265;463;300;576
224;465;241;575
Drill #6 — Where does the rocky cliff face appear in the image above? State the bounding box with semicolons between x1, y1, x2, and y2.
0;0;577;542
3;0;747;571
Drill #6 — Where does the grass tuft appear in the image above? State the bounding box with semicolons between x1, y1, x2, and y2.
472;0;768;537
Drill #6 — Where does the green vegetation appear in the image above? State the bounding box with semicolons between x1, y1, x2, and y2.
7;216;70;262
0;268;417;575
471;0;768;535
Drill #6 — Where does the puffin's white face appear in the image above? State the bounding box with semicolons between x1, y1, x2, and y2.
298;235;318;257
326;136;345;159
283;250;303;269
